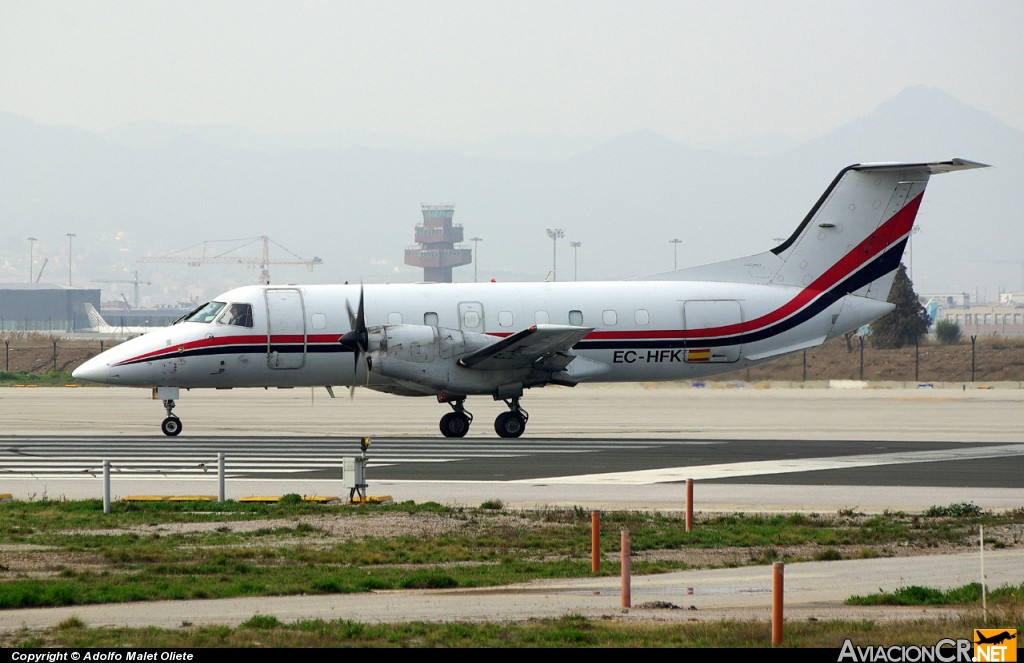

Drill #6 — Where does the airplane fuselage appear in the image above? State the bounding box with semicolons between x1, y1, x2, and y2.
76;279;890;392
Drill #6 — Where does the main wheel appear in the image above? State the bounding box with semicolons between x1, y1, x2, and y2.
439;412;470;438
494;411;526;438
161;416;182;437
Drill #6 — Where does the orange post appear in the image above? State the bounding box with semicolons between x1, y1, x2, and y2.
621;530;631;609
772;562;784;646
685;478;694;532
591;511;600;573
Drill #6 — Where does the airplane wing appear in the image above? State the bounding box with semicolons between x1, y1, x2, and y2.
457;324;592;371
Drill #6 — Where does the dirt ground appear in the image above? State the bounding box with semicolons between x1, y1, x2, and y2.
4;332;1024;384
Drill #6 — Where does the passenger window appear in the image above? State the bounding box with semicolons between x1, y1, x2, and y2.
535;310;550;324
568;310;584;326
424;312;439;326
634;309;650;325
388;312;403;325
311;313;327;330
602;310;617;326
498;311;514;327
464;311;480;328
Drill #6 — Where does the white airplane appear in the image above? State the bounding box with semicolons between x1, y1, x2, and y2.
73;158;987;438
81;303;156;338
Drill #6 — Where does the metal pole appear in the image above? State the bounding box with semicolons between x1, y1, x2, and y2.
27;237;36;283
685;478;694;532
591;511;600;573
772;562;784;645
546;229;564;281
570;241;581;281
980;525;987;621
218;452;225;503
971;335;977;381
52;340;57;371
66;233;76;287
859;336;864;380
470;237;482;283
670;239;681;270
103;460;111;514
620;530;631;609
915;339;920;382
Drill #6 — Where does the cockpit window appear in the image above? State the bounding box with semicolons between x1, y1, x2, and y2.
182;301;226;324
218;303;253;328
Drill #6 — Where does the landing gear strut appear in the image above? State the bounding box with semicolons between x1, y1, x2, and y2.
494;397;528;438
439;398;472;438
161;399;182;437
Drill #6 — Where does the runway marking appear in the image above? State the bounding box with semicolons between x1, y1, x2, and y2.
518;443;1024;485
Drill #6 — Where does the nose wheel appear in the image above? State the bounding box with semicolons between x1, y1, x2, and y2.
494;398;528;438
161;399;182;437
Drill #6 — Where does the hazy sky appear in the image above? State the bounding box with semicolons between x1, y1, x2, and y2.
2;1;1023;146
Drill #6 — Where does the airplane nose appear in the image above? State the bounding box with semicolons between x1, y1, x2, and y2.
72;356;110;383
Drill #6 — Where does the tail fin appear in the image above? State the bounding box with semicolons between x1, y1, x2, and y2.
649;158;988;301
83;303;115;333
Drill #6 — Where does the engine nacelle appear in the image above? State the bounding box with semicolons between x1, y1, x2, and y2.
366;324;544;396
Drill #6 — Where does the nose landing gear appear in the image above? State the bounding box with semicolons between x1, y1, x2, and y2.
161;398;182;437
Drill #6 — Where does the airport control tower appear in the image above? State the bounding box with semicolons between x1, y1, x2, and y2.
404;203;472;283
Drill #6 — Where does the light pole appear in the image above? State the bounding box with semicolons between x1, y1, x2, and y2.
670;238;681;270
469;236;483;283
570;241;581;281
66;233;76;287
546;229;564;281
27;237;37;283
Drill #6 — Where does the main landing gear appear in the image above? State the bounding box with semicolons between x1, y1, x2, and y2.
494;397;528;439
161;398;182;437
439;399;473;438
437;396;529;438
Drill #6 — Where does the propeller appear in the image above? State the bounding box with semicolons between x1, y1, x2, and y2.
339;284;370;395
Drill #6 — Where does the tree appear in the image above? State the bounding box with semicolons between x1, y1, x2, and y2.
870;263;930;349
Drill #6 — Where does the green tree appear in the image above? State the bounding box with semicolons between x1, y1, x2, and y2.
870;263;929;349
934;319;962;344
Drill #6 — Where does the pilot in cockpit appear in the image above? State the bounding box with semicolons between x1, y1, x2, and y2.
225;303;253;327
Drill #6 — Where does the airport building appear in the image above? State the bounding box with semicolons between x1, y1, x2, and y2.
0;284;100;332
404;203;472;283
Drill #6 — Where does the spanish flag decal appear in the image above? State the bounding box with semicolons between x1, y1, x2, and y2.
686;349;711;362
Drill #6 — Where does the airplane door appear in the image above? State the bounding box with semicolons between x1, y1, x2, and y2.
265;288;306;369
458;302;485;333
683;300;742;363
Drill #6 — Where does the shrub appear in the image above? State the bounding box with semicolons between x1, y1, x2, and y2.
935;319;962;344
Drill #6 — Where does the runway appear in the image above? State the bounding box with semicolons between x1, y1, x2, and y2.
3;382;1023;512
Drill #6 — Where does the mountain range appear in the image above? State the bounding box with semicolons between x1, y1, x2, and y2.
0;85;1019;306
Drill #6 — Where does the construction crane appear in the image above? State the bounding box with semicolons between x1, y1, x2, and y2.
138;236;323;285
91;270;151;308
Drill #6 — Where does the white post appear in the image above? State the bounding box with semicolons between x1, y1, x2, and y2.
218;452;226;503
980;525;987;620
103;460;110;514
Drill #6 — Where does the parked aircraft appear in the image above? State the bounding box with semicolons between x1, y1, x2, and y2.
72;159;987;437
81;303;157;338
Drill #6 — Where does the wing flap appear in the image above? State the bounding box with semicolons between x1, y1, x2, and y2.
458;324;592;370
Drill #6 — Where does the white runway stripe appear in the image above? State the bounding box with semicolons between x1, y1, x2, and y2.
518;443;1024;485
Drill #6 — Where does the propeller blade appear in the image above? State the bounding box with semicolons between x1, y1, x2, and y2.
339;284;369;383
